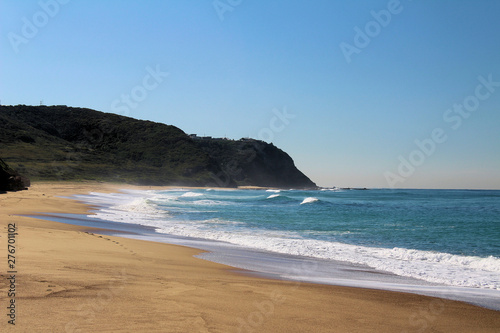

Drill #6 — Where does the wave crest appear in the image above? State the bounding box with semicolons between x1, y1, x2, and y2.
301;197;319;205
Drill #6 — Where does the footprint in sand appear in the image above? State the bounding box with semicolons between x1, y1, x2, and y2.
85;232;138;255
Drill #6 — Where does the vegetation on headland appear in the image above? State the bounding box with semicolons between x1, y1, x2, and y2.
0;105;317;189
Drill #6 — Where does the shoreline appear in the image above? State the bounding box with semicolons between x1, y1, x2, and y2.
1;182;499;332
30;209;500;312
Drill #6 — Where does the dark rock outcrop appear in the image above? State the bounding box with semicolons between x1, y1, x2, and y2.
0;158;30;191
195;138;316;189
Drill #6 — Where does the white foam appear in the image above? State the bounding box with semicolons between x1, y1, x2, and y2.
84;190;500;291
180;192;204;198
154;227;500;290
266;189;281;193
192;199;227;206
301;197;319;204
267;194;280;199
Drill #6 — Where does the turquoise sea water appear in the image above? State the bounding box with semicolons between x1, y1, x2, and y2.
36;187;498;310
158;188;500;257
79;188;500;291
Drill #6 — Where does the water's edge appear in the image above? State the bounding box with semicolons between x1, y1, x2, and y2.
28;212;500;311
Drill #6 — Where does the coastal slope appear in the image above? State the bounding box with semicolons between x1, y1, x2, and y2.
195;137;315;188
0;105;316;188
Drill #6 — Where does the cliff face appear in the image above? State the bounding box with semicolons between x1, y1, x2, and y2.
0;105;316;188
195;138;316;188
0;158;30;191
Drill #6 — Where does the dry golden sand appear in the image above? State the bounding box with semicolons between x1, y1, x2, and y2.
0;182;499;332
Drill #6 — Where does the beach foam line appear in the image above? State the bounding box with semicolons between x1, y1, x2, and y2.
82;190;500;290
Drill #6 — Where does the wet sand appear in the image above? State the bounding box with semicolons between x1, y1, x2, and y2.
0;182;499;332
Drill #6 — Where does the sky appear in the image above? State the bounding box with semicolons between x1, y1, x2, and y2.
1;0;499;189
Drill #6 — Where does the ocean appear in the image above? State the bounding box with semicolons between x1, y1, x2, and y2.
42;188;500;310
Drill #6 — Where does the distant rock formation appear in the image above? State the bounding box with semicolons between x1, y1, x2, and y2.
0;105;316;189
0;158;30;191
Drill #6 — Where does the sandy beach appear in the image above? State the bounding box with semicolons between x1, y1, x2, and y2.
0;182;499;332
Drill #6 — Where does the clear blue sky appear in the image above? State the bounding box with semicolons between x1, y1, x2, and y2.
1;0;499;189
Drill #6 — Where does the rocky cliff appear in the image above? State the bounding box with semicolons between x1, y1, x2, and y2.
0;105;316;188
195;138;315;188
